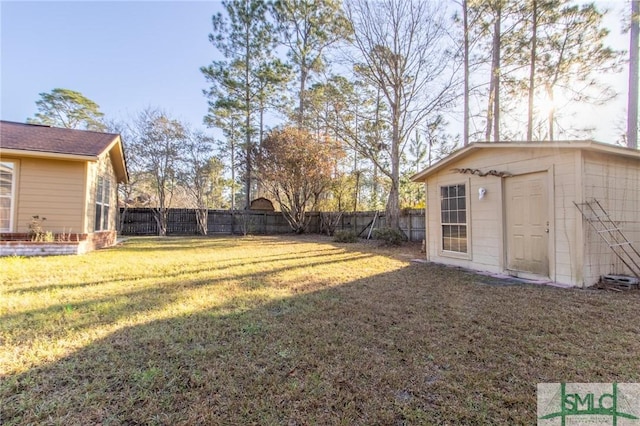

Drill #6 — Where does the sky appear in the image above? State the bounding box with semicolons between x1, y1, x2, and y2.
0;0;634;144
1;1;225;133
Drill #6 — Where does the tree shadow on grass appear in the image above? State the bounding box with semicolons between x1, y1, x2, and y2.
3;246;353;295
0;251;376;348
115;235;321;253
2;260;640;425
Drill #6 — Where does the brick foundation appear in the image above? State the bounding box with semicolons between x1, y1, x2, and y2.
0;231;118;257
85;231;117;251
0;241;82;256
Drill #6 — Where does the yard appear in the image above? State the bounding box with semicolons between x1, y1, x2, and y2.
1;236;639;425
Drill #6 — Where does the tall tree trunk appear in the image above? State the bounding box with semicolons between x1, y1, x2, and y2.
353;102;359;212
245;113;252;209
257;101;265;197
527;0;537;142
628;0;639;149
463;0;470;146
385;179;400;231
354;171;360;212
156;178;167;236
546;83;555;141
154;208;167;237
244;59;252;209
372;165;379;210
372;87;382;211
196;208;208;235
485;79;495;141
230;120;236;211
243;22;252;209
485;2;502;142
492;6;501;142
387;101;401;230
298;65;308;128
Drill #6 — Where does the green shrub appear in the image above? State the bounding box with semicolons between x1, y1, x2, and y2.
333;230;358;243
372;227;408;246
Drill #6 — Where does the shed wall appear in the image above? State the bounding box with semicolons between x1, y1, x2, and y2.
425;148;582;286
582;152;640;283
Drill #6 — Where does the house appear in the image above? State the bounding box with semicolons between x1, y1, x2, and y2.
411;141;640;288
0;120;128;255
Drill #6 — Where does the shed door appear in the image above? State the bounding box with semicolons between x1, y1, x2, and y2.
505;172;549;276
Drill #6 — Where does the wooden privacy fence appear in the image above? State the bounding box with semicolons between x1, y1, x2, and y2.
119;208;426;242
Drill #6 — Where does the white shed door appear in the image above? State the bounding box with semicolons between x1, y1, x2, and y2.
505;172;549;276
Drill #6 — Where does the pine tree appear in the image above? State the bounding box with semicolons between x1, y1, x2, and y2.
273;0;352;128
27;88;106;131
202;0;285;208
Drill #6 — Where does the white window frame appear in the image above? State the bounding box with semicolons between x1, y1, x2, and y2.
439;183;469;257
94;176;111;231
0;161;17;232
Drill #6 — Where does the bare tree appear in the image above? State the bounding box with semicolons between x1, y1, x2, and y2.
129;108;187;236
344;0;458;229
180;129;220;235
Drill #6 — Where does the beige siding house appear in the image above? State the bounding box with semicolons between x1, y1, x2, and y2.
0;121;128;255
411;141;640;288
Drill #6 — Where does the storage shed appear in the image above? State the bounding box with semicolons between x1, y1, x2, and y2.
250;197;275;211
411;141;640;287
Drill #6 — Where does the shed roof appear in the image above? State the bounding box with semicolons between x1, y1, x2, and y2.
0;120;128;183
411;140;640;182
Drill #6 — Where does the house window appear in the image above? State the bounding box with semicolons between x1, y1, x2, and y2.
441;184;467;253
95;176;111;231
0;161;16;232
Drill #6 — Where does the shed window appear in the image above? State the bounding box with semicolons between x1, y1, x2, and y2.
95;176;111;231
0;161;16;232
441;184;467;253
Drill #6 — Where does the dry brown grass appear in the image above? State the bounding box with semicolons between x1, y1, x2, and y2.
1;235;639;425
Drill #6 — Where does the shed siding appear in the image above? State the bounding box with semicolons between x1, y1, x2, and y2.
13;157;87;233
552;152;583;286
582;152;640;284
425;148;582;285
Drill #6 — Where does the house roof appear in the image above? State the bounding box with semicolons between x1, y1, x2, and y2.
0;120;128;183
411;140;640;182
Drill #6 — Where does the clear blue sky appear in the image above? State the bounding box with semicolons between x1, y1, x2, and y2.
0;0;633;143
1;1;224;133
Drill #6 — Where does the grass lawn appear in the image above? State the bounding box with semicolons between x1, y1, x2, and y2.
1;235;639;425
